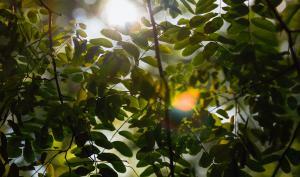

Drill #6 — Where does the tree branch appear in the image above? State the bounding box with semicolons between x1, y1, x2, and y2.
264;1;300;177
146;1;175;177
271;124;300;177
39;0;63;104
264;0;300;74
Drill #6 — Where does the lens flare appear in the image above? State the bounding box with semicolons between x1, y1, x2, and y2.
102;0;139;26
172;88;199;112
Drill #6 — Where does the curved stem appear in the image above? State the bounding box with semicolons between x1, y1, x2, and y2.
146;1;175;177
271;124;300;177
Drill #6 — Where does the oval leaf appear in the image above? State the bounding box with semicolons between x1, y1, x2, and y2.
101;29;122;41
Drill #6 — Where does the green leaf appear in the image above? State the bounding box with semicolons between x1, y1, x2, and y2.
287;148;300;165
246;159;265;172
7;120;21;135
182;44;201;56
63;67;82;75
118;41;140;59
141;17;151;27
72;145;100;158
196;0;218;14
140;166;154;177
180;0;194;14
132;34;149;49
98;164;118;177
23;139;34;163
190;13;218;28
136;151;160;164
74;166;92;176
177;28;191;41
282;3;300;25
71;73;84;83
159;44;172;54
192;52;204;66
112;141;133;157
216;109;229;119
204;17;223;34
79;23;87;29
118;131;134;141
189;32;208;44
174;38;190;50
90;38;113;48
141;56;158;67
251;18;277;32
203;42;218;59
27;10;38;23
252;28;278;46
101;29;122;41
97;153;126;173
287;96;298;110
76;29;87;38
280;157;291;173
75;132;89;147
199;152;213;168
91;131;113;149
7;137;22;158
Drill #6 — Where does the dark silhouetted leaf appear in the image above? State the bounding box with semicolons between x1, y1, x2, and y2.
23;139;35;163
98;164;118;177
280;157;291;173
8;163;19;177
97;153;126;173
246;158;265;172
112;141;133;157
204;17;223;34
287;148;300;165
199;152;213;168
91;131;113;149
216;109;229;119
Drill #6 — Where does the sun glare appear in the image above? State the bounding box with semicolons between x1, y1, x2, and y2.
102;0;140;26
172;88;200;112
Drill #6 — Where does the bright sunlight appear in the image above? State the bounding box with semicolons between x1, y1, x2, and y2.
102;0;140;26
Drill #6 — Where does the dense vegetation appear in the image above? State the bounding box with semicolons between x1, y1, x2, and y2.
0;0;300;176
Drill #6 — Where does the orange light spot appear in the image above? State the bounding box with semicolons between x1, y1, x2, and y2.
172;88;199;112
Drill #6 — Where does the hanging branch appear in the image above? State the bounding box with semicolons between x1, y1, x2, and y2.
264;0;300;74
146;1;175;177
38;0;63;104
264;1;300;177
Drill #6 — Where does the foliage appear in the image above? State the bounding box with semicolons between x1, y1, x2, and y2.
0;0;300;177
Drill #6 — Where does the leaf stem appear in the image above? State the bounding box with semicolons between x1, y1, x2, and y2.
146;1;175;177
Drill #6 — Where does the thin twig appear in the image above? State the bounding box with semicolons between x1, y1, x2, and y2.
38;0;64;104
146;1;175;177
264;0;300;74
64;135;74;175
271;124;300;177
